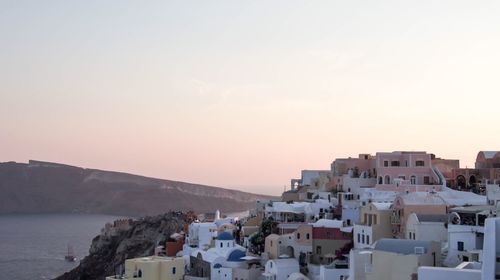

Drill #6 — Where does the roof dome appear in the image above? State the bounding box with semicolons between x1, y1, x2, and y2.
217;232;234;241
227;249;246;262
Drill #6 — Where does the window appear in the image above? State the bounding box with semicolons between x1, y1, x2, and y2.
306;233;310;240
220;242;223;248
457;241;464;252
316;246;322;254
357;233;361;243
391;161;400;167
416;160;425;167
366;235;370;244
373;215;377;225
384;161;389;167
270;241;273;247
410;176;417;185
362;234;365;244
172;267;176;274
297;233;301;239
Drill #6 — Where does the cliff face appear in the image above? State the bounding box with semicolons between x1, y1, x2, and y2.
0;160;275;216
55;212;186;280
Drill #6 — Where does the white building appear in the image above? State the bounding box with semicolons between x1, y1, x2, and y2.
264;258;300;280
419;217;500;280
444;205;494;267
186;222;218;250
405;213;447;242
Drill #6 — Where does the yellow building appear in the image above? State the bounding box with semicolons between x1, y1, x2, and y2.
367;239;440;280
106;256;184;280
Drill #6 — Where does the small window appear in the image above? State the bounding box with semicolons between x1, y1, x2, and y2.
384;161;389;167
306;233;310;240
357;233;360;243
362;234;365;244
297;233;301;239
366;235;370;244
172;267;176;274
220;243;223;248
391;161;400;167
458;241;464;252
416;160;425;167
316;246;322;254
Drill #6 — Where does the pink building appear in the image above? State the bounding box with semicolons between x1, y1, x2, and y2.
390;192;448;238
328;154;376;192
375;151;442;192
451;151;500;192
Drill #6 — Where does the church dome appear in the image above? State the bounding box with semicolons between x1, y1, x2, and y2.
217;232;234;241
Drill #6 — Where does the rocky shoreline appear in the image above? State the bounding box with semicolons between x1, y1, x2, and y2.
54;212;189;280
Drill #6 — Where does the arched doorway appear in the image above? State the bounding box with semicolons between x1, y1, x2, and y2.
283;246;294;258
384;175;391;184
469;175;477;189
456;175;466;190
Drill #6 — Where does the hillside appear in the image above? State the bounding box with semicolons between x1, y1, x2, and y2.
0;160;275;216
55;212;186;280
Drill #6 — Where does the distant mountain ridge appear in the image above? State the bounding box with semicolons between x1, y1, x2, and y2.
0;160;276;216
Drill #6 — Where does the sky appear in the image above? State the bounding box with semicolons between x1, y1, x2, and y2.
1;1;499;195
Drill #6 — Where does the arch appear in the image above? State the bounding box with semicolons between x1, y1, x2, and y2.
456;175;466;190
283;246;295;258
469;175;476;186
384;175;391;184
378;176;383;184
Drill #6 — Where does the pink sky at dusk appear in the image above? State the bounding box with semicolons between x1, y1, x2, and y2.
1;1;499;195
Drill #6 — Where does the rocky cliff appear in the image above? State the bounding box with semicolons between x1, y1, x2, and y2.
0;160;275;216
54;212;186;280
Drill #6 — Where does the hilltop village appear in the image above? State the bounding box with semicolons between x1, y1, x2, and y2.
105;151;500;280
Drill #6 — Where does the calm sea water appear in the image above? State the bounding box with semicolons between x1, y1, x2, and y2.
0;214;125;280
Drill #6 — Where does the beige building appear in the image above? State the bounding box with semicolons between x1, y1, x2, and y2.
264;225;313;260
367;239;441;280
354;202;392;248
106;256;184;280
232;264;262;280
391;192;447;238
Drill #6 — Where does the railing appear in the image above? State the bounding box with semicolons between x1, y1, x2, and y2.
391;215;401;224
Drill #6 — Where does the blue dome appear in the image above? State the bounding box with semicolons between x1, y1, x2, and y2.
213;263;223;269
217;232;234;241
227;250;246;262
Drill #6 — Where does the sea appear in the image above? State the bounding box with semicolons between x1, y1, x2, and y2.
0;214;125;280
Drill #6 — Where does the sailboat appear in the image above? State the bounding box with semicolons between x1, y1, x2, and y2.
65;244;77;262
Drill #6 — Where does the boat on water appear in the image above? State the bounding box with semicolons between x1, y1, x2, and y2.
65;244;77;262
